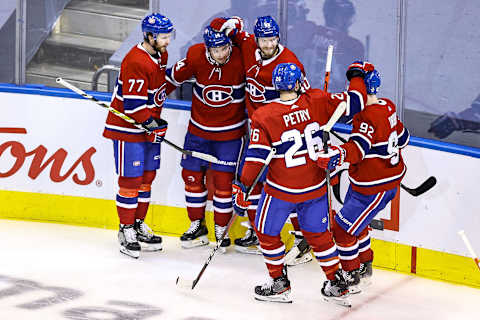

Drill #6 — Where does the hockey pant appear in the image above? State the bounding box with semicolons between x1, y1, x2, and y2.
333;186;397;271
254;191;340;280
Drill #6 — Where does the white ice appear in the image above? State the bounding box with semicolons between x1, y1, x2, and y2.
1;220;479;320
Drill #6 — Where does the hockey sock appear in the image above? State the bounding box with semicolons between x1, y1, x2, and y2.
302;229;340;280
290;213;301;232
357;227;373;263
182;169;207;221
212;170;234;226
332;219;360;271
117;176;142;225
135;170;156;220
256;231;285;279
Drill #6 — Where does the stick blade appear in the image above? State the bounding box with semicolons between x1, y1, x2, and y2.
191;151;219;164
411;176;437;196
176;276;194;289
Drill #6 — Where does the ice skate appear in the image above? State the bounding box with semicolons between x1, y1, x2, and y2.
234;221;261;255
180;219;209;249
321;269;351;307
343;269;361;294
134;219;163;251
215;224;231;254
118;224;141;259
285;232;313;266
254;267;292;303
359;261;373;288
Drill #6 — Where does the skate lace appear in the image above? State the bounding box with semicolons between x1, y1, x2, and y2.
261;278;274;290
240;228;253;241
186;220;201;234
124;227;137;243
215;225;227;240
138;221;153;238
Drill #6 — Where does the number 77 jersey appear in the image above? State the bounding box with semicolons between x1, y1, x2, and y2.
241;87;363;203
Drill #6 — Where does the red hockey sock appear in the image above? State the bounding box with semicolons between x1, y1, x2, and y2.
332;219;360;271
182;169;207;221
357;227;374;263
256;229;285;279
302;229;339;280
117;176;142;225
135;170;156;220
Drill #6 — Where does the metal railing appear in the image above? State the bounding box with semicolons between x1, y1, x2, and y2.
91;64;120;92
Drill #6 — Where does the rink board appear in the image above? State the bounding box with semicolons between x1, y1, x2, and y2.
1;86;480;288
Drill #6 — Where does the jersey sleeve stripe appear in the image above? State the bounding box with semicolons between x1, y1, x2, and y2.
346;90;364;118
398;127;410;148
350;134;371;155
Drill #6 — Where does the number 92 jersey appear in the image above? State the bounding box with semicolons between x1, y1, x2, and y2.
242;88;350;203
341;98;410;195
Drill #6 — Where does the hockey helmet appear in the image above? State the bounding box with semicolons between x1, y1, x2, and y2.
203;26;231;48
142;13;174;40
364;70;381;95
272;63;303;91
254;15;280;38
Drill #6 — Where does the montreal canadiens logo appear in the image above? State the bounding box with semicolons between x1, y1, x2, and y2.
246;78;266;102
153;83;167;107
202;85;234;107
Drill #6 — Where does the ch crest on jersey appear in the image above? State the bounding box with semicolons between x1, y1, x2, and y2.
153;83;167;107
201;85;234;107
246;77;266;102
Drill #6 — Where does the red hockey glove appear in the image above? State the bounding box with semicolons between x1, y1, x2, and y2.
210;16;243;37
232;181;251;217
317;146;346;171
143;117;168;143
346;61;375;81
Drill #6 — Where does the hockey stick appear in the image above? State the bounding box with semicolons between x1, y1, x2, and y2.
458;230;480;271
323;45;333;92
321;44;338;231
56;78;219;164
176;148;277;290
329;130;437;197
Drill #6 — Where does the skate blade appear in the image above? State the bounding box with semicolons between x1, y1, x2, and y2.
235;245;262;255
286;253;313;266
119;248;140;259
139;242;163;252
348;285;362;294
322;295;352;308
284;247;300;265
181;236;209;249
360;278;372;289
254;292;292;303
216;246;227;254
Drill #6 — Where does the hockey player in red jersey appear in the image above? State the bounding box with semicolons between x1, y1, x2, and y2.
232;62;368;305
317;69;410;291
210;15;313;257
165;26;247;253
102;13;174;259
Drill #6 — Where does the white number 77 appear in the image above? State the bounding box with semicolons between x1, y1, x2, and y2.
128;79;144;92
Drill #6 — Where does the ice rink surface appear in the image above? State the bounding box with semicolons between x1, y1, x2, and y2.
1;220;479;320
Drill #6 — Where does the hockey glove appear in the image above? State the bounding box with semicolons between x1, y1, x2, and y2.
232;181;251;217
143;117;168;143
346;61;375;81
210;16;243;37
317;146;346;171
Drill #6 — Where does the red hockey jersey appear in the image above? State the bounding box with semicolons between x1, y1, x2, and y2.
232;31;310;118
341;98;410;195
166;43;247;141
241;81;366;203
103;44;168;142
